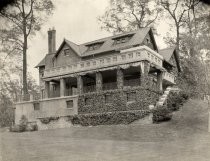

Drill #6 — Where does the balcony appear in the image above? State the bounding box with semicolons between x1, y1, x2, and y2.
44;45;164;78
163;72;175;84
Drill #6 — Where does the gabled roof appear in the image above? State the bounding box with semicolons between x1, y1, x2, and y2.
35;57;45;68
159;47;181;72
159;47;176;61
36;27;156;67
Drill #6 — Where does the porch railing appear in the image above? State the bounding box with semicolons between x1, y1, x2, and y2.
124;78;140;87
103;82;117;91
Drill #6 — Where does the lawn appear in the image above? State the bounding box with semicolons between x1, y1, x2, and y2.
0;99;210;161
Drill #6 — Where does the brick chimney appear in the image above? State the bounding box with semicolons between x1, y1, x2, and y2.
48;27;56;54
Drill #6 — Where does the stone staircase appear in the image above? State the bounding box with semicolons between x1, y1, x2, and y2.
156;86;172;106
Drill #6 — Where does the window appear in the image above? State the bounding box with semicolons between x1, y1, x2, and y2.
86;62;90;67
112;34;133;45
66;100;74;109
93;61;96;66
85;98;92;106
127;92;136;102
64;49;70;56
113;56;117;62
52;59;56;67
121;55;126;60
52;84;56;91
100;59;104;64
106;58;111;63
128;53;133;59
136;52;141;57
105;94;112;104
33;102;40;111
80;63;84;68
86;42;104;51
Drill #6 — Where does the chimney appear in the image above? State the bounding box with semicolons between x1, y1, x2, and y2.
48;27;56;54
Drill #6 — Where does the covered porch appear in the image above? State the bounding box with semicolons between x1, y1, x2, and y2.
42;61;166;99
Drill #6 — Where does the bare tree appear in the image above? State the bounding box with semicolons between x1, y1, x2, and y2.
0;0;54;98
98;0;161;34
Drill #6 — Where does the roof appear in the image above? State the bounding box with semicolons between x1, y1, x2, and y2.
35;57;45;68
159;47;176;61
36;28;155;67
159;47;181;72
35;53;55;68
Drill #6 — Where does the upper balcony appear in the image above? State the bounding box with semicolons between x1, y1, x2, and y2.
163;72;175;84
43;45;164;79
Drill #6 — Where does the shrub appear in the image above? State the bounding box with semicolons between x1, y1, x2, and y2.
152;106;172;123
25;123;38;131
10;115;38;132
166;91;189;111
68;110;150;126
39;116;59;124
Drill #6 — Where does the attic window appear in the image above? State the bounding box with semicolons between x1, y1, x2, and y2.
112;34;133;45
64;49;70;56
86;42;104;51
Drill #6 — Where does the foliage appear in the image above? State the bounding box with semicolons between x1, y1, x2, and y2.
166;91;188;111
69;110;150;126
0;0;15;11
78;86;161;114
152;105;172;123
0;0;54;95
152;90;189;123
39;117;60;124
98;0;161;33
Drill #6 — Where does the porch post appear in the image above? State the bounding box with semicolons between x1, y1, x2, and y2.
77;75;83;95
60;78;65;97
157;71;163;91
140;61;150;87
96;72;103;92
44;81;50;98
117;68;124;89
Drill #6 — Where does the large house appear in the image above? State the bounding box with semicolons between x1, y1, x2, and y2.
15;27;181;126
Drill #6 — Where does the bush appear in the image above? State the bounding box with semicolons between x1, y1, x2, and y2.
68;110;150;126
152;106;172;123
10;115;38;132
166;91;189;111
39;116;59;124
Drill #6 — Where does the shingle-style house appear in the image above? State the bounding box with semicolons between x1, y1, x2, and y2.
15;27;181;126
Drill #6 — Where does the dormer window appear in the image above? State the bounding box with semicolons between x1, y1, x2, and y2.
64;49;70;56
86;42;104;51
112;34;133;45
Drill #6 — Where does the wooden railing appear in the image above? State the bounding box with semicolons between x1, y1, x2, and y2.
44;46;163;78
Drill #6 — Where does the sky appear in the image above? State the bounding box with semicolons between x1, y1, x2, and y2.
27;0;170;83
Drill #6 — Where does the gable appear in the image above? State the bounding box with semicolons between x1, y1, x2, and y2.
54;43;81;67
169;54;176;66
142;30;158;52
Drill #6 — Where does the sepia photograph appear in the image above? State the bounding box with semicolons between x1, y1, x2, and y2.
0;0;210;160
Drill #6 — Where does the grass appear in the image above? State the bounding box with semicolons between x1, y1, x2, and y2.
0;99;210;161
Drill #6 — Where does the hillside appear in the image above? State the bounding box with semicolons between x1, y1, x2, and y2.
0;99;210;161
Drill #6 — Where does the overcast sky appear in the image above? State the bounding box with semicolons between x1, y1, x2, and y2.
27;0;170;82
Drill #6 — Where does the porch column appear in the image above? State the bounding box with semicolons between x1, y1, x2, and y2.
157;71;163;91
60;78;65;97
77;75;83;95
140;61;150;87
117;68;124;89
96;72;103;92
44;81;50;98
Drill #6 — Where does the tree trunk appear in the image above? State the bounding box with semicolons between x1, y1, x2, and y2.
22;17;28;97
